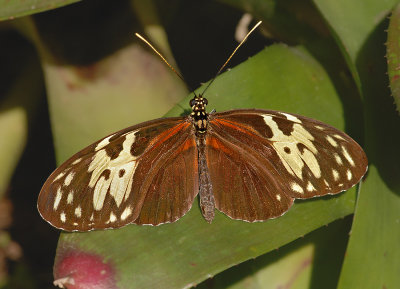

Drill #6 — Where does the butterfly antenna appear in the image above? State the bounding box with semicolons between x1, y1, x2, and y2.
135;33;195;95
201;20;262;96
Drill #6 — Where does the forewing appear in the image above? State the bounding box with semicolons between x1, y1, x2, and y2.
38;117;198;231
207;109;367;222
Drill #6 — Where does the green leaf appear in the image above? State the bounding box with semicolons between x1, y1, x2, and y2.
33;10;187;162
219;0;329;44
338;23;400;289
53;44;361;289
312;0;396;91
312;0;400;288
0;51;43;198
197;218;351;289
387;3;400;112
0;0;81;21
313;0;395;63
0;103;27;198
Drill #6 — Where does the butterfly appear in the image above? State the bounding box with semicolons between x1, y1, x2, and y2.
37;22;368;231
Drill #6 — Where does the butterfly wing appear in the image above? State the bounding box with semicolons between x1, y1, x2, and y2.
38;117;198;231
207;109;368;222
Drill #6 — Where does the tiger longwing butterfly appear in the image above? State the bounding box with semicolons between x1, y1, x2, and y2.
38;21;368;231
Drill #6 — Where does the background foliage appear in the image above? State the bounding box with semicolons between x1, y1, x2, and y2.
0;0;399;288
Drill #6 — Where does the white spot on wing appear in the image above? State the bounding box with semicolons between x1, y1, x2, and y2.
306;181;315;192
121;207;132;221
109;162;136;207
326;135;338;147
60;212;66;223
124;172;134;202
95;135;114;151
90;131;138;210
75;206;82;218
281;112;301;123
92;174;112;211
276;194;281;201
64;172;75;187
332;169;339;181
302;149;321;178
109;212;117;223
315;125;324;130
54;187;62;210
346;169;352;180
291;183;304;194
72;157;82;165
342;145;355;166
333;134;345;140
53;171;65;182
334;153;343;165
263;115;320;180
67;191;74;204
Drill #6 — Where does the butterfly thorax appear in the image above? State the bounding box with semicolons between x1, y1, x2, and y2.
190;95;209;134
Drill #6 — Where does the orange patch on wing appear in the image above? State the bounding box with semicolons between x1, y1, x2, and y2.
206;135;233;155
212;118;258;137
181;137;196;151
150;122;191;147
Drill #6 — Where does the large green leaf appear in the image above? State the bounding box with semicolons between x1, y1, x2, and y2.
313;0;396;90
31;2;187;162
312;1;400;288
218;0;329;44
313;0;394;64
387;3;400;112
0;45;43;198
0;0;81;21
52;44;361;289
197;218;351;289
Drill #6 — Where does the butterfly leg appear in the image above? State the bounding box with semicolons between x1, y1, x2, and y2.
197;134;215;223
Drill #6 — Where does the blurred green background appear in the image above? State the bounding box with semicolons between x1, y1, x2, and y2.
0;0;399;288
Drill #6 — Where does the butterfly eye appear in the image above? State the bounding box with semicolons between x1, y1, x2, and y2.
203;98;208;105
189;98;196;107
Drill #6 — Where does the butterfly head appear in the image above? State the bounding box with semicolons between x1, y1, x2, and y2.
190;94;209;133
